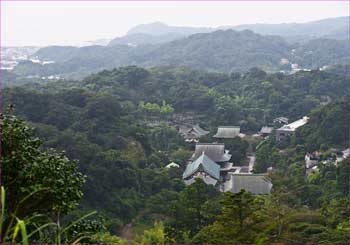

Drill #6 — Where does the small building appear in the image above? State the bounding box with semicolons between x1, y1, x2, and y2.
276;116;309;141
213;126;240;139
273;117;289;125
259;126;274;137
183;152;220;186
165;162;180;169
305;152;319;169
221;173;272;194
179;124;209;142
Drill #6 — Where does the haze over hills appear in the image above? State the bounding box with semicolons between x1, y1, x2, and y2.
12;29;350;79
4;16;350;79
108;16;350;46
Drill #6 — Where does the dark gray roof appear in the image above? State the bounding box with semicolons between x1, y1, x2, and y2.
229;174;272;194
179;124;209;139
213;126;240;138
192;124;209;136
190;143;231;162
183;152;220;180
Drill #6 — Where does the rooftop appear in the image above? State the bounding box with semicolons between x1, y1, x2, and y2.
214;126;240;139
277;116;309;132
183;152;220;180
225;173;272;194
179;124;209;139
191;143;231;162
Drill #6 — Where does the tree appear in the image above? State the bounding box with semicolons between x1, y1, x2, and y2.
1;112;86;236
192;190;265;244
139;222;166;245
165;179;219;242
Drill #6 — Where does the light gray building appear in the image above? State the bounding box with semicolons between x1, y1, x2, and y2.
221;173;272;194
276;116;309;141
213;126;240;139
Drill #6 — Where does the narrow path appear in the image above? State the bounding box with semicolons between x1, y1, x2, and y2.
120;223;134;243
248;154;256;173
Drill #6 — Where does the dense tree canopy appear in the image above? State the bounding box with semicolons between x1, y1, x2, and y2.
3;64;349;244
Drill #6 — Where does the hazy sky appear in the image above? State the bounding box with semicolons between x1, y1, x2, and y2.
1;1;349;46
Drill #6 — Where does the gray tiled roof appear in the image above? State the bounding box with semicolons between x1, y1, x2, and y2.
229;174;272;194
179;124;209;139
192;124;209;136
183;152;220;180
190;143;231;162
214;126;240;138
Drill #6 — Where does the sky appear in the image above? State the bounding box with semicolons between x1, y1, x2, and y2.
1;1;349;46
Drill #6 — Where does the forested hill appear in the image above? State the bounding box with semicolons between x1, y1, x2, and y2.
12;29;350;79
134;30;290;73
8;65;350;126
108;16;349;46
4;65;350;243
299;96;350;151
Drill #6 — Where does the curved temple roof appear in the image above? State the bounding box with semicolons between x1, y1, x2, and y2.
183;152;220;180
190;143;231;162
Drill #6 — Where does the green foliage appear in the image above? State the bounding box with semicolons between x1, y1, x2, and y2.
165;179;220;242
192;190;265;244
4;64;350;244
88;232;126;244
2;112;85;216
299;96;350;151
135;222;166;245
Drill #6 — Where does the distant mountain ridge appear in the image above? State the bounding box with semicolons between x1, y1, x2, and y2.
10;17;350;79
127;21;215;36
108;16;349;46
12;28;350;79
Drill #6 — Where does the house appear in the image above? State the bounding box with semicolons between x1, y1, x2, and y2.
305;152;319;169
276;116;309;141
179;124;209;142
213;126;240;139
183;143;272;194
273;117;289;125
259;126;274;137
165;162;180;168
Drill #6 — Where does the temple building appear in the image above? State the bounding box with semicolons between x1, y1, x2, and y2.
221;173;273;194
189;143;231;163
276;116;309;141
179;124;209;142
183;143;272;194
183;152;221;185
213;126;240;139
